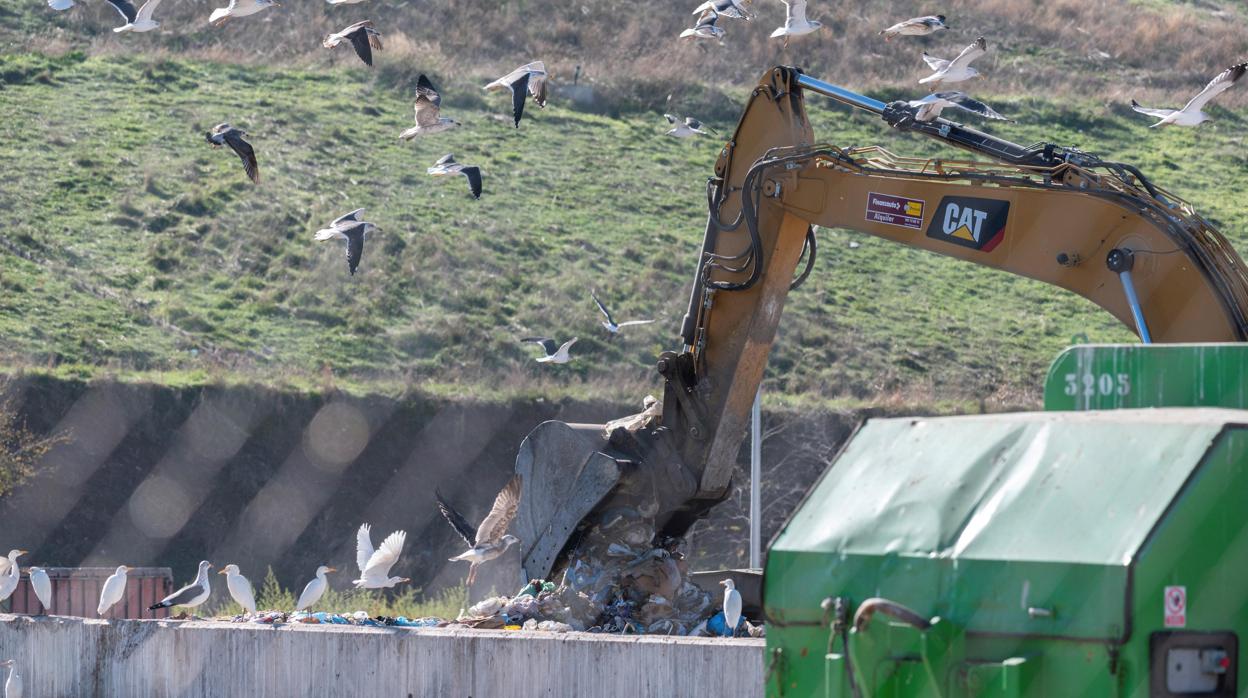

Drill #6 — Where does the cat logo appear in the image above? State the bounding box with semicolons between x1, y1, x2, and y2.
925;197;1010;252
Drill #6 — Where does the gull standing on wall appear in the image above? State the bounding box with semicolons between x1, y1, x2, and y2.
353;524;409;589
97;565;132;616
437;475;522;586
219;564;257;614
721;578;742;636
148;560;212;614
295;566;335;612
1132;63;1246;127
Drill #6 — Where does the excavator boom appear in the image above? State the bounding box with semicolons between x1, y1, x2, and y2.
506;67;1248;586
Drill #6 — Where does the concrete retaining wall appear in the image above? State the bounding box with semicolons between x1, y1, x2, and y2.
0;614;764;697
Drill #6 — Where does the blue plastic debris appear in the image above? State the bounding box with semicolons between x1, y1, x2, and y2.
707;611;745;637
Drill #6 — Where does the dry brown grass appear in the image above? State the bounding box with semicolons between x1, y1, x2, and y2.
16;0;1247;109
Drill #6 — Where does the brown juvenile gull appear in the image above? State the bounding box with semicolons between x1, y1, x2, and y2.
484;61;548;128
1132;63;1247;127
437;475;522;586
920;36;987;88
323;20;382;67
314;208;377;275
205;123;259;184
879;15;948;41
427;154;482;200
399;74;460;140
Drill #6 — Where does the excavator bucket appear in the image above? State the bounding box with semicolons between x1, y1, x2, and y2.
509;421;622;582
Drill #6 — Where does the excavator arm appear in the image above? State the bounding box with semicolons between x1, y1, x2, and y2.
507;66;1248;585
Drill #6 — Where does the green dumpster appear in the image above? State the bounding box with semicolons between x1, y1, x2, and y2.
765;409;1248;697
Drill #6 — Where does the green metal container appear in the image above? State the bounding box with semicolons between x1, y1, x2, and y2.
1045;344;1248;411
765;405;1248;696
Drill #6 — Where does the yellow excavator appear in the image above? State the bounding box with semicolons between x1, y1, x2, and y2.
506;66;1248;584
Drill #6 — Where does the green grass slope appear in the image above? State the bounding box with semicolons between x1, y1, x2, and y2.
0;52;1245;405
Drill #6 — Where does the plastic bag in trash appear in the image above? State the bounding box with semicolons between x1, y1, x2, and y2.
469;596;508;617
706;611;746;637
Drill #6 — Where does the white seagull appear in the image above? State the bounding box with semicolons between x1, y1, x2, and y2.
592;291;654;335
314;208;376;276
218;564;256;614
205;123;259;184
692;0;752;20
209;0;278;27
295;565;335;612
665;113;717;137
97;565;132;616
399;74;460;139
920;37;987;88
770;0;821;45
323;20;382;67
437;475;522;587
484;62;548;128
681;9;725;40
521;337;578;364
108;0;164;32
27;567;52;613
0;551;24;604
148;560;212;614
353;524;409;589
908;92;1012;123
721;578;742;636
879;15;948;41
1;660;21;698
427;154;482;200
1132;63;1247;127
48;0;76;10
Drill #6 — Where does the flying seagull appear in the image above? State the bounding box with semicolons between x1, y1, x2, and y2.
907;92;1012;123
427;154;482;200
295;565;334;612
149;560;212;613
437;475;522;586
721;578;742;636
592;290;654;335
323;20;382;67
27;567;52;613
1;660;21;698
1132;63;1247;127
353;523;409;589
692;0;752;20
48;0;75;11
399;74;460;139
484;61;548;128
522;337;578;363
681;9;725;40
97;565;131;616
209;0;278;27
879;15;947;41
219;564;256;614
770;0;821;45
314;208;376;275
920;36;987;88
109;0;164;32
665;113;717;137
205;123;259;184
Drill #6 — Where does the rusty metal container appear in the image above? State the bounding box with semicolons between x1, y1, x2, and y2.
7;567;173;619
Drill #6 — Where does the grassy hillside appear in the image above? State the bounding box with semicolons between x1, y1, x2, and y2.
2;49;1245;407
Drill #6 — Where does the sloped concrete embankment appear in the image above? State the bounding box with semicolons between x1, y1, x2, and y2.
0;614;764;697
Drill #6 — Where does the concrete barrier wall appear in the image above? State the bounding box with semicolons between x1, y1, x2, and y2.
0;614;764;697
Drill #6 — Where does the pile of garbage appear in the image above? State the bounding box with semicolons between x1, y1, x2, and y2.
223;508;761;637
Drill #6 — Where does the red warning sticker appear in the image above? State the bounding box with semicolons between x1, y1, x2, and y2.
1164;586;1186;628
866;192;925;230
